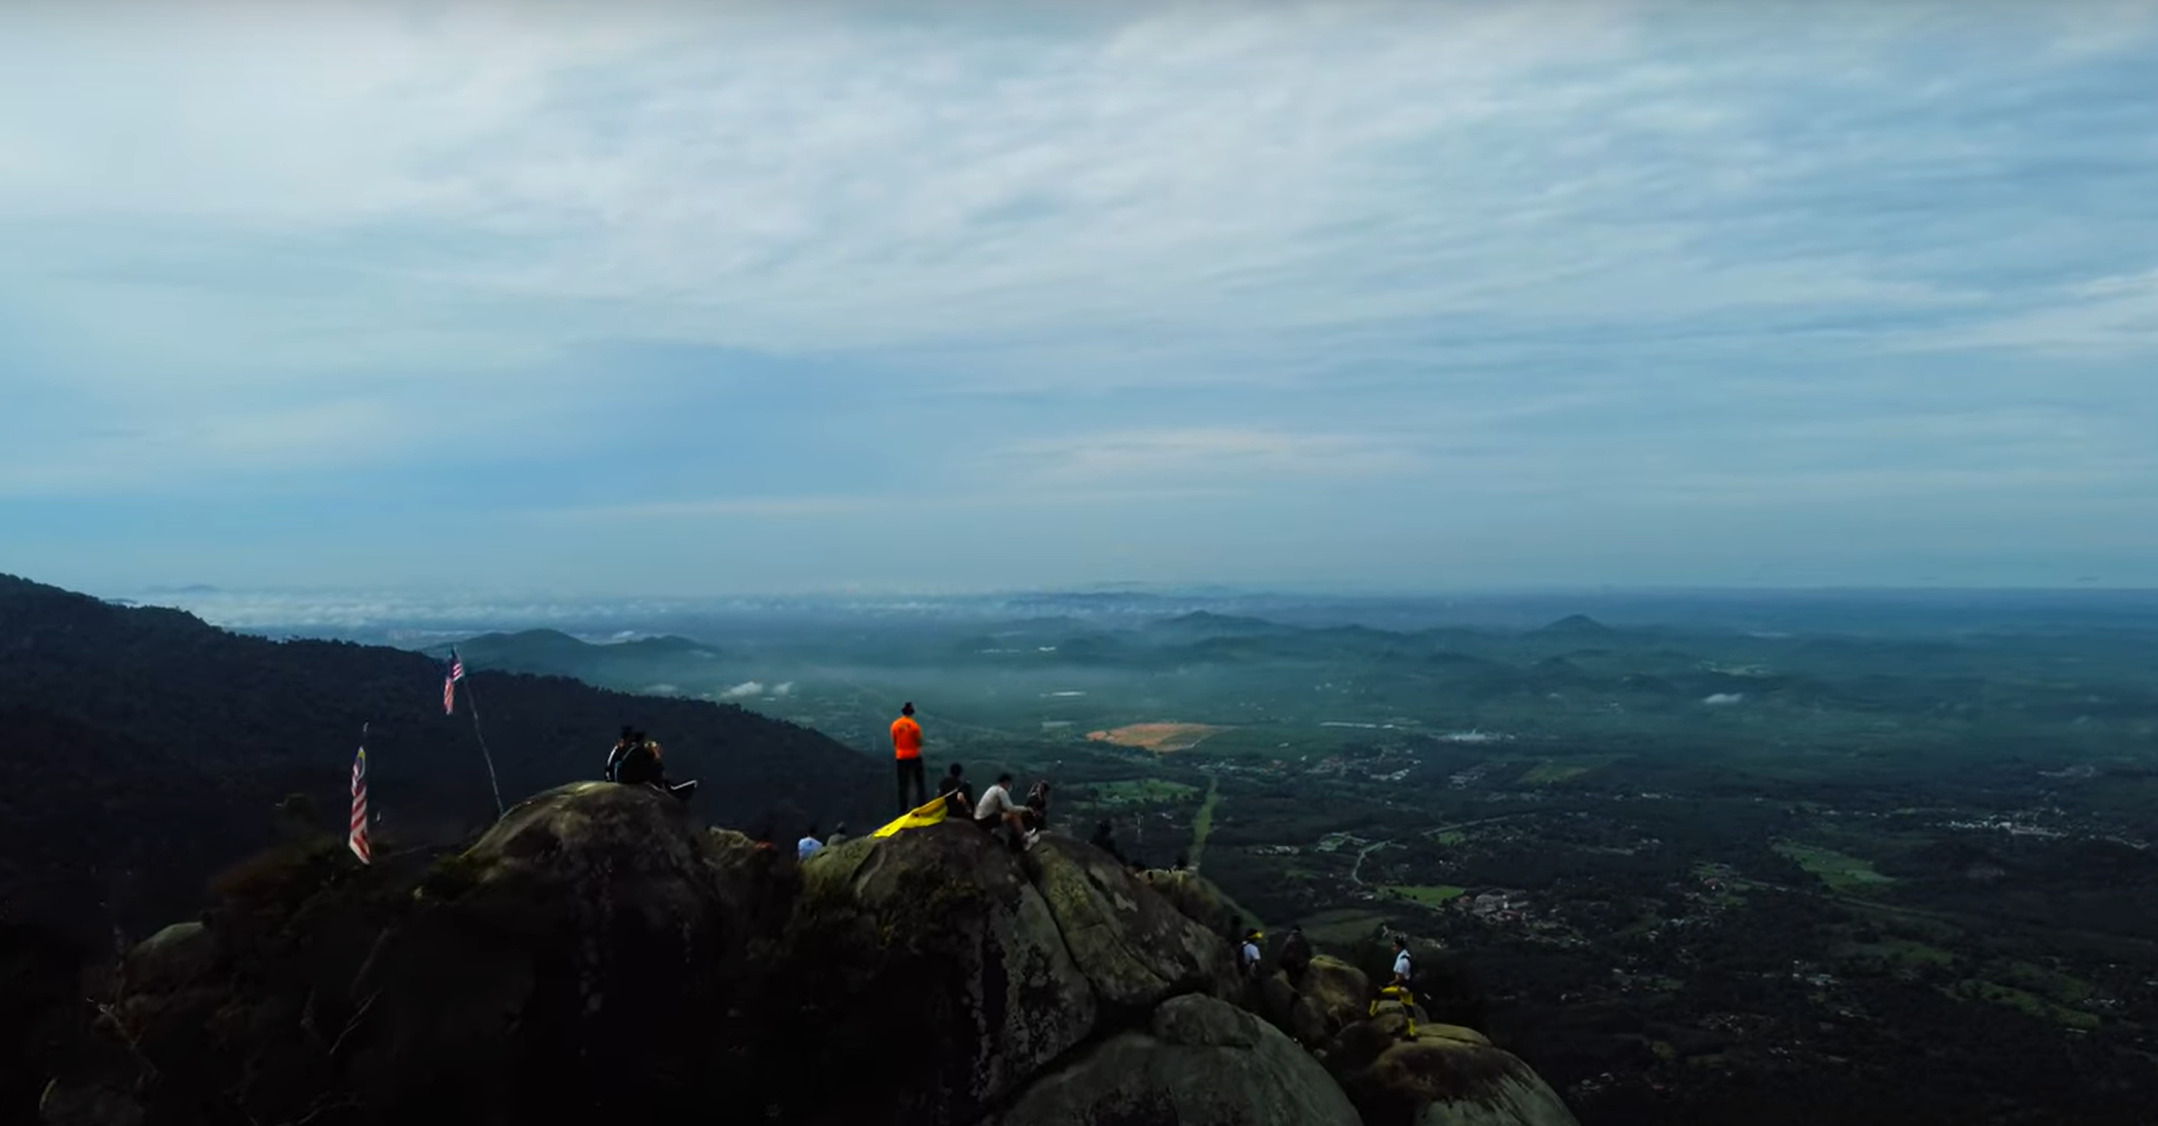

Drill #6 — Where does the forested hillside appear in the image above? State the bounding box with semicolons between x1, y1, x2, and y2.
0;574;883;939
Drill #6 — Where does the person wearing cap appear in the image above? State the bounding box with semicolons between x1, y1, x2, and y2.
1238;928;1265;978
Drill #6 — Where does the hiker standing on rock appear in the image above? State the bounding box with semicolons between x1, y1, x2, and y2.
892;702;926;812
1277;924;1313;982
1370;934;1419;1038
1088;819;1125;863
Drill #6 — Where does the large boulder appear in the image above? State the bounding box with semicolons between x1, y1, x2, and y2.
772;821;1099;1123
342;781;773;1118
84;783;778;1125
1261;953;1372;1047
1001;993;1362;1126
58;784;1581;1126
1023;836;1238;1010
1337;1027;1580;1126
37;1078;142;1126
120;922;216;993
1138;869;1249;940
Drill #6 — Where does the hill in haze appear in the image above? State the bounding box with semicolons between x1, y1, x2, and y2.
426;628;722;685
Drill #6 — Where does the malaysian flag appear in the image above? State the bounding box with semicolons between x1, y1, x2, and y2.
348;742;372;865
443;650;465;715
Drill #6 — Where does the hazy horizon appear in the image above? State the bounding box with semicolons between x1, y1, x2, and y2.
5;1;2156;593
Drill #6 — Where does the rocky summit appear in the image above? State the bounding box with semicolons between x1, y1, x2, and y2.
43;783;1577;1126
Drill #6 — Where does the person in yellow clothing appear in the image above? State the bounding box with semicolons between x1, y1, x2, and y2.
891;702;926;812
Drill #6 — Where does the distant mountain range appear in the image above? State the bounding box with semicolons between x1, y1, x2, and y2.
0;574;881;941
424;629;722;682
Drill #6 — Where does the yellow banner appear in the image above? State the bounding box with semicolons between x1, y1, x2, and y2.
872;795;951;838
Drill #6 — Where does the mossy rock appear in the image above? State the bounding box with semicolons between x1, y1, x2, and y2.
1002;994;1361;1126
1024;836;1238;1011
769;821;1098;1123
1339;1032;1579;1126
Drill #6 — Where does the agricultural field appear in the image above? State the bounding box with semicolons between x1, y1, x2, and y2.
431;590;2158;1126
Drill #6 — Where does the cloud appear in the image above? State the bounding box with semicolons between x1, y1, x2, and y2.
1003;428;1421;486
3;1;2156;588
13;0;2151;398
717;681;766;700
1703;693;1746;706
548;496;885;521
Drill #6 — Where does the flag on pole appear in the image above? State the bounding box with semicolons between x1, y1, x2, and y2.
348;742;372;865
443;650;466;715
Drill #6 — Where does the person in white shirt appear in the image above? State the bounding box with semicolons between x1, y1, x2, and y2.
1238;929;1263;978
797;824;823;862
1370;934;1419;1037
975;772;1029;850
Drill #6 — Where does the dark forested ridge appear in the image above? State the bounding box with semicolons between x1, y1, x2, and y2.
0;574;884;940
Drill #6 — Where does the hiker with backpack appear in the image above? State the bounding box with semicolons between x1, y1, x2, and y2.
1238;928;1264;978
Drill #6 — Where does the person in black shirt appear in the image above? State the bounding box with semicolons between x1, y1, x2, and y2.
604;728;696;801
1023;780;1051;833
1088;819;1125;863
936;762;975;817
1277;925;1313;982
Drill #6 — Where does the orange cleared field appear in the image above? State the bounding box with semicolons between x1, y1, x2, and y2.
1085;723;1225;753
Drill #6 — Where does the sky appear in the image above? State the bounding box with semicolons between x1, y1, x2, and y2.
3;0;2157;596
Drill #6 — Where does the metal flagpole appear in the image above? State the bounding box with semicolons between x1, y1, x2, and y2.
450;655;506;818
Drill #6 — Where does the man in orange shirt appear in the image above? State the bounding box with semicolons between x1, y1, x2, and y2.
891;701;926;811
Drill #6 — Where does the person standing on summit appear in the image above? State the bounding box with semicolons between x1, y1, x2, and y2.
892;702;927;811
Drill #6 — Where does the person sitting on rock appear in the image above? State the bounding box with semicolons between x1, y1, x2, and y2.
825;821;849;848
974;772;1029;851
797;824;823;861
603;726;639;782
606;729;698;802
1277;924;1313;982
936;762;975;818
1023;779;1051;837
